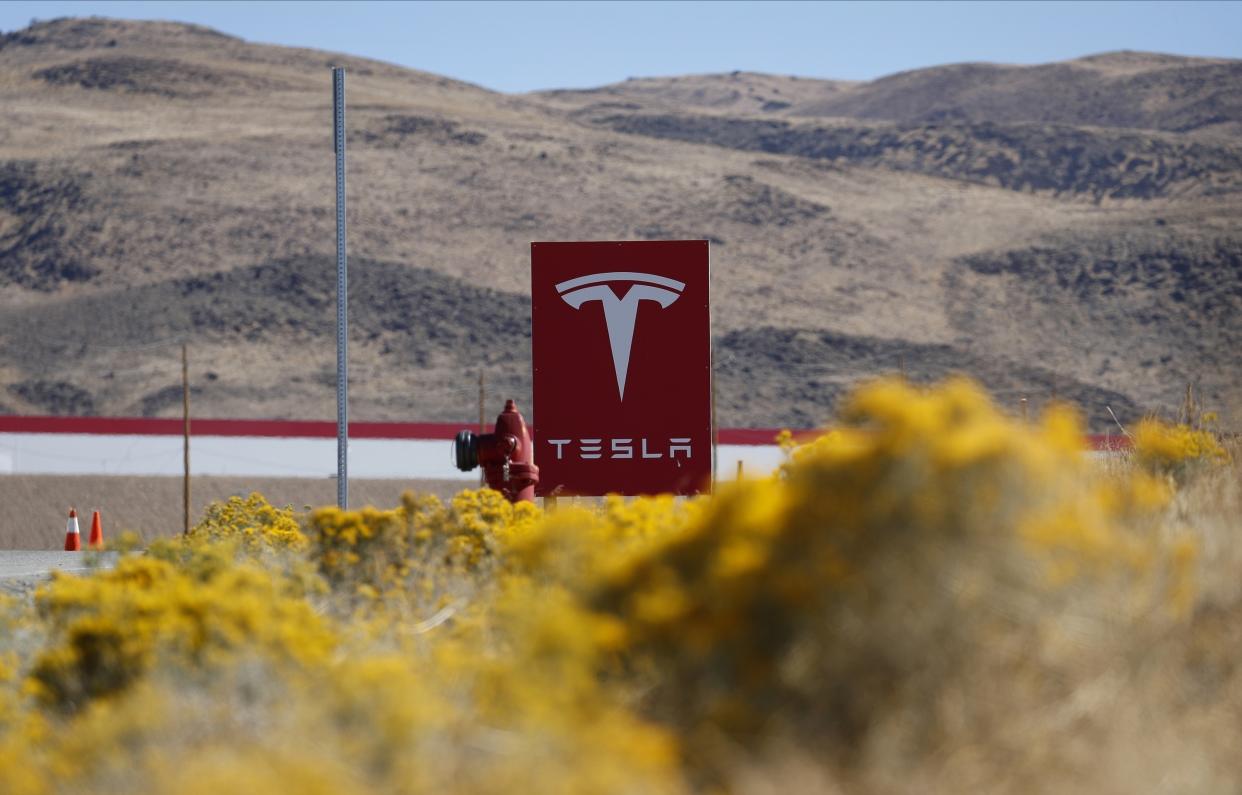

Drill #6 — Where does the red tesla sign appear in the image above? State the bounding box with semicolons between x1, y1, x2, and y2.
532;240;711;496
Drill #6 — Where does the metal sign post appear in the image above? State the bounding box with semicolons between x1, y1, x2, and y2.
333;67;348;509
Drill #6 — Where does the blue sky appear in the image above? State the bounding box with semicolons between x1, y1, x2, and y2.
2;1;1239;92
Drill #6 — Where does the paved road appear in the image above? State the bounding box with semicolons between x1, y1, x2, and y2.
0;551;118;593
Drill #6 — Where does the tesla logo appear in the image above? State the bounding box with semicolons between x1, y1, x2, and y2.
557;271;685;400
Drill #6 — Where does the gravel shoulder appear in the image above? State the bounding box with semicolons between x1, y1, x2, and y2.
0;550;119;594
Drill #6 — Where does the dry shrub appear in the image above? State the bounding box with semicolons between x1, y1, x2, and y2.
583;380;1199;785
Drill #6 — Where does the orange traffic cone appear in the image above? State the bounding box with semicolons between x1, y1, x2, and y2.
64;508;81;551
88;510;104;549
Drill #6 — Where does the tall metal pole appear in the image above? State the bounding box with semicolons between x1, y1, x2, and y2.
333;67;349;509
182;343;191;536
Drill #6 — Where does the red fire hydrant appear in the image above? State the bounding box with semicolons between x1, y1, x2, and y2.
453;399;540;503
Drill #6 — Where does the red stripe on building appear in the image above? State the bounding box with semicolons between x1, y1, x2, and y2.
0;415;1131;449
716;428;818;445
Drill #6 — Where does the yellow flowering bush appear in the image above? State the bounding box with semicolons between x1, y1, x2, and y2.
0;378;1237;793
507;494;703;591
188;492;308;553
0;498;684;795
307;489;540;593
586;379;1189;756
29;551;336;712
1134;417;1230;479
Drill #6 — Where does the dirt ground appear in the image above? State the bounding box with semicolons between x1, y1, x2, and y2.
0;475;470;550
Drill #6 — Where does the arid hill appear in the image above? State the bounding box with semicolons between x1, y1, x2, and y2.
547;52;1242;136
1;17;1239;430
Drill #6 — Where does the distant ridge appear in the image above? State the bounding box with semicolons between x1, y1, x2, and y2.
538;51;1242;136
1;16;241;50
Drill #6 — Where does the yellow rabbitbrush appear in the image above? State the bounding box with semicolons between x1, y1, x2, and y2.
584;379;1191;746
29;546;334;711
0;377;1235;795
1133;416;1230;480
188;492;310;553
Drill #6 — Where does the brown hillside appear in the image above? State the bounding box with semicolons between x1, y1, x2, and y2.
542;52;1242;137
1;18;1239;430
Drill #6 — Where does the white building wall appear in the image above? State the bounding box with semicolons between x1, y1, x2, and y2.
0;433;782;481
